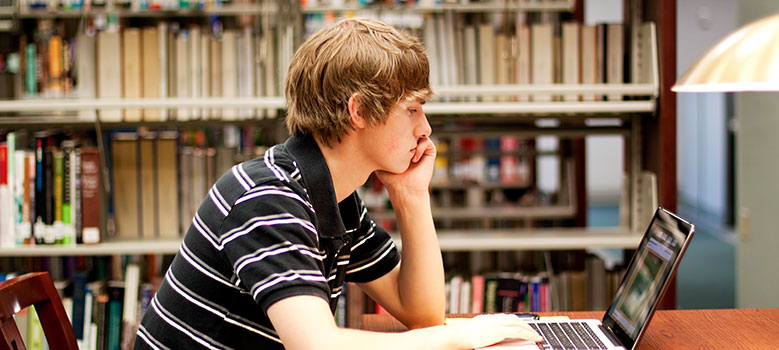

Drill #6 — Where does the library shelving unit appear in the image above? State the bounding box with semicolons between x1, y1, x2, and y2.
0;0;679;306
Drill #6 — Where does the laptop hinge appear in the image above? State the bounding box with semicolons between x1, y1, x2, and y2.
598;325;623;347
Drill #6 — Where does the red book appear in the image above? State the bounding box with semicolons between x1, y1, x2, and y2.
80;147;102;244
0;143;7;185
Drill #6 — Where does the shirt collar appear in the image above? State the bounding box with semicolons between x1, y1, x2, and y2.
284;135;360;238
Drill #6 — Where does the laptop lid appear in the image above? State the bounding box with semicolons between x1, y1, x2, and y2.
600;207;695;349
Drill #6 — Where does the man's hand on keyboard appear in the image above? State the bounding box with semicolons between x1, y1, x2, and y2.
447;313;543;349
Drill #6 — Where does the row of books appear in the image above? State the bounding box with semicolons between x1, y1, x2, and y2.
5;261;155;350
17;0;244;12
11;18;293;121
333;253;626;328
433;135;534;186
444;260;625;314
0;126;267;247
306;10;630;102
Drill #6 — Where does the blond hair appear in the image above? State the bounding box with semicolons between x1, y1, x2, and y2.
285;17;432;147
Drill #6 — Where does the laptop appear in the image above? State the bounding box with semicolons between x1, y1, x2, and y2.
482;207;695;350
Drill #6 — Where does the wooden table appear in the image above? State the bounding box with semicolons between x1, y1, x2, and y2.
362;309;779;349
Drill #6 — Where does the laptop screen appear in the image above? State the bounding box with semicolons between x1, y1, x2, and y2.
602;207;695;349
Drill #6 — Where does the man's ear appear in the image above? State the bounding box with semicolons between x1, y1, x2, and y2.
348;93;367;129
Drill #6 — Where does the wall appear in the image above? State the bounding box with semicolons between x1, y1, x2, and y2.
676;0;736;219
735;2;779;309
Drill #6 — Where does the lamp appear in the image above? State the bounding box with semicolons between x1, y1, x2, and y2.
672;13;779;92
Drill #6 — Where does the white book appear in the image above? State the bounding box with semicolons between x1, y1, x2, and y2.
462;25;477;102
434;14;449;89
516;24;531;101
477;23;495;102
254;30;265;118
495;33;509;102
562;22;581;101
531;23;554;102
122;264;141;345
189;26;202;119
141;26;162;121
581;24;597;101
13;150;27;245
175;30;190;121
81;289;93;350
262;27;276;118
158;22;169;120
96;30;122;122
201;31;211;119
606;23;624;100
210;36;223;119
75;33;97;120
122;28;142;122
423;14;440;88
222;30;238;120
239;27;256;119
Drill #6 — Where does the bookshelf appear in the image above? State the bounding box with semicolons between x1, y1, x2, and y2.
0;0;678;322
0;0;664;250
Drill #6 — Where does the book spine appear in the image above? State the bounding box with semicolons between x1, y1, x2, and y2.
80;148;102;244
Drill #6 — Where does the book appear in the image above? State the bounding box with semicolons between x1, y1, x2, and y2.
106;281;125;350
62;140;77;245
54;150;64;243
562;22;581;101
221;30;238;120
209;34;222;119
80;147;102;244
0;142;11;247
96;30;123;122
580;24;598;101
189;26;202;120
531;23;554;102
141;27;162;121
71;271;88;341
75;32;97;119
477;23;495;102
139;134;156;239
156;132;179;238
28;305;45;350
121;264;140;350
122;28;142;122
111;132;140;240
606;23;624;101
174;29;190;121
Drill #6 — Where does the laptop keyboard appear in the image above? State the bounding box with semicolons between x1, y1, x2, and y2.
529;322;609;350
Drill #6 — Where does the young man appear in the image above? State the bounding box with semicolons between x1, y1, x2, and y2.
135;18;541;349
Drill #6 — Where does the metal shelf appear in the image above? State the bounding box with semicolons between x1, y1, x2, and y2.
14;3;276;18
0;239;182;256
303;0;574;13
392;227;642;251
0;227;642;256
0;97;286;112
423;100;655;115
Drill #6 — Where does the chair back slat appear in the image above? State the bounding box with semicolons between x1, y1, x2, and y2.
0;272;78;350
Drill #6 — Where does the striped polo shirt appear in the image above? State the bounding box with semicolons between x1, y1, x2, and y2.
135;135;401;349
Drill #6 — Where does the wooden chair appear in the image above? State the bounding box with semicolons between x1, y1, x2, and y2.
0;272;78;350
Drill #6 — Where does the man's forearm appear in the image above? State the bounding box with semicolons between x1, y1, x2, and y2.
392;191;446;328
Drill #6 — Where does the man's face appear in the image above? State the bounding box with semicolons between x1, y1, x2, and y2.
361;98;431;174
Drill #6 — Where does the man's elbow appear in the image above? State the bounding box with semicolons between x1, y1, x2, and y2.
405;310;445;329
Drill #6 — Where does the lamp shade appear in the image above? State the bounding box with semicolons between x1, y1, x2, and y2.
673;13;779;92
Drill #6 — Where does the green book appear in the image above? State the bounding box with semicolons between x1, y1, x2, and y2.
28;305;45;350
24;43;36;96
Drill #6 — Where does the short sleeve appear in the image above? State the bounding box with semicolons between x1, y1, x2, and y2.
345;197;401;283
219;183;331;311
